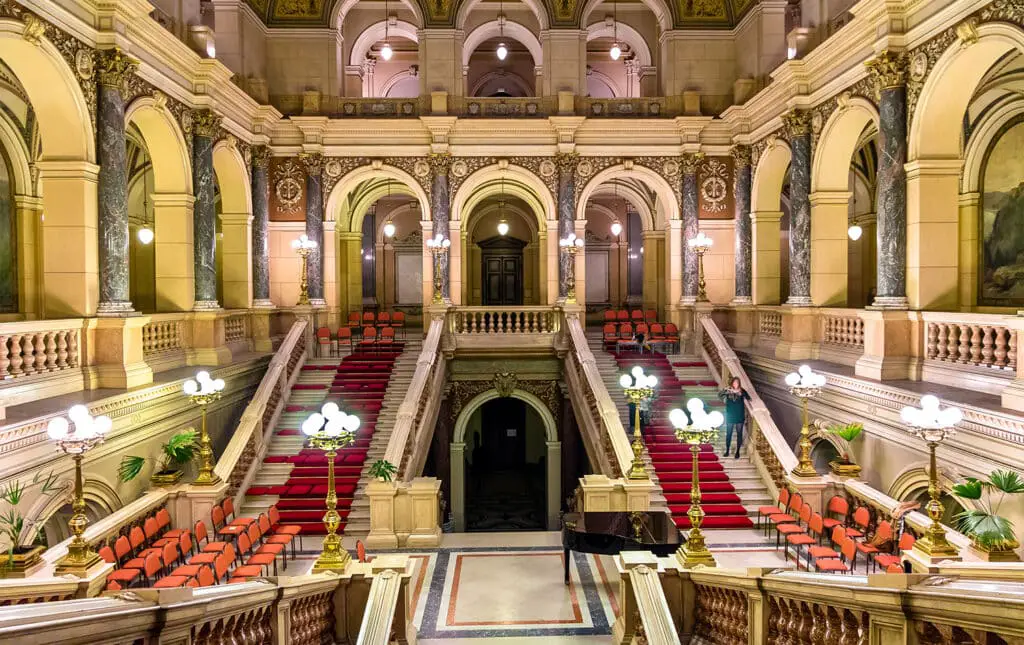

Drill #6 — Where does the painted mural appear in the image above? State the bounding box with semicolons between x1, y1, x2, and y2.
981;121;1024;306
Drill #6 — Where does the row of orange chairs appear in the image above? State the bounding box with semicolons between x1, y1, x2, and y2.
346;311;406;332
317;326;400;356
602;322;679;349
760;489;914;574
603;309;659;324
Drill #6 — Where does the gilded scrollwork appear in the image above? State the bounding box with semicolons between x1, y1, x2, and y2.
448;377;560;421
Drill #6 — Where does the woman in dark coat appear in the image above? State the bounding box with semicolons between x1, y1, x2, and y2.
718;377;751;458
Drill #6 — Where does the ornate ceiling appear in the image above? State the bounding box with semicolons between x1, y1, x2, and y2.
244;0;757;29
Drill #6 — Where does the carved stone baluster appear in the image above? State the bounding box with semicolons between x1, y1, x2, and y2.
797;600;814;645
995;327;1008;368
856;611;869;645
781;598;797;645
56;331;69;369
8;334;23;376
957;325;971;364
44;332;57;371
981;326;994;367
0;335;8;378
34;333;46;373
1009;331;1017;371
20;335;35;375
766;597;781;645
838;608;859;645
927;323;939;359
936;324;948;360
809;604;826;645
969;325;982;364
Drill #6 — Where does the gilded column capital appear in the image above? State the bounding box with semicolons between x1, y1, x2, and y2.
192;110;222;139
96;48;138;92
681;152;704;176
731;145;751;168
299;152;324;177
429;152;451;174
865;50;907;90
251;146;272;169
783;110;811;138
555;152;578;173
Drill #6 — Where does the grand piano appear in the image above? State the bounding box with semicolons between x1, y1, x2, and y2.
561;510;684;584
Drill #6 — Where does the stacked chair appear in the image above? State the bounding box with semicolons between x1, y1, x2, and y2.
600;309;679;353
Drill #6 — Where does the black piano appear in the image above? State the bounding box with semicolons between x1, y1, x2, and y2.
561;511;685;584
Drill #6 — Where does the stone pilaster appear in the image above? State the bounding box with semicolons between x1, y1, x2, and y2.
96;49;138;316
557;153;577;299
784;110;812;306
430;153;452;300
680;152;703;305
732;145;753;304
867;51;910;310
300;152;325;306
251;146;273;308
192;110;221;310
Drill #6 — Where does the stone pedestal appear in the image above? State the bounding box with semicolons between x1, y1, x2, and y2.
86;316;154;389
731;305;757;348
250;307;275;353
366;479;399;550
578;474;654;512
855;309;918;380
904;546;962;573
167;481;229;533
785;474;829;515
774;306;816;360
406;477;442;547
189;311;232;366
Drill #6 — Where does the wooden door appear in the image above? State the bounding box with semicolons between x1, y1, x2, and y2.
479;236;526;305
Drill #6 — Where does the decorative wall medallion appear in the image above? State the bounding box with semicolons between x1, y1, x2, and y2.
576;159;594;178
324;159;342;178
274;159;304;214
413;159;430;178
662;159;680;178
180;109;193;135
493;372;518;397
699;159;729;213
75;49;94;80
909;51;928;82
451;159;468;178
811;110;824;134
539;159;556;178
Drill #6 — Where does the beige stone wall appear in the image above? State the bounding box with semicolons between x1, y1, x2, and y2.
266;32;342;97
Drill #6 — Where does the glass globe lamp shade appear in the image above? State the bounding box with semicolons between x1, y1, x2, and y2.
381;42;393;60
496;42;508;60
137;227;154;245
497;220;509;236
610;42;621;60
611;221;622;236
848;224;863;241
383;221;396;238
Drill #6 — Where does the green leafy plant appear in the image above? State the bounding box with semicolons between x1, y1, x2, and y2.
118;429;198;482
368;459;398;483
0;471;67;569
821;422;863;463
952;470;1024;550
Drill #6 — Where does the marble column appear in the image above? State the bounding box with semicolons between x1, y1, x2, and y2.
251;146;273;307
867;51;909;309
680;152;703;304
784;111;813;306
300;153;325;306
557;153;577;299
430;153;451;300
732;145;753;303
96;49;138;316
192;110;221;310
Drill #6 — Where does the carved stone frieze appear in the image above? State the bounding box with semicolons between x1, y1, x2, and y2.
448;376;560;421
320;157;368;197
571;156;685;208
808;75;878;150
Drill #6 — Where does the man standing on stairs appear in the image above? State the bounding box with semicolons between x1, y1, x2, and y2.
719;377;751;459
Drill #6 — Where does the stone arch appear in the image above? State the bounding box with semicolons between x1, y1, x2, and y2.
332;0;424;32
348;19;420;67
576;164;678;226
579;0;672;32
212;140;253;309
450;388;560;531
462;19;543;67
0;110;31;194
30;476;121;548
455;0;549;31
585;20;653;68
585;67;622;98
750;140;791;305
469;70;535;97
961;97;1024;193
888;463;972;516
380;69;420;97
587;181;656;231
125;97;192;194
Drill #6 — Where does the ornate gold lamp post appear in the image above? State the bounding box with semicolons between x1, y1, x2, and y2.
901;395;962;559
670;399;724;568
301;402;359;572
559;233;585;304
687;231;713;303
48;405;112;575
784;365;826;477
291;233;318;306
184;371;226;486
426;233;451;305
620;366;657;480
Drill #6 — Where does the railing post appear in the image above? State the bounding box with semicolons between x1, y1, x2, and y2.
250;307;275;353
775;306;817;360
613;552;662;644
190;310;233;365
854;309;920;381
87;316;154;388
731;303;758;348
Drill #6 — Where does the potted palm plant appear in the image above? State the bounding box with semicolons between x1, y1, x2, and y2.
118;429;198;486
821;422;863;478
0;471;67;577
368;459;398;483
952;469;1024;562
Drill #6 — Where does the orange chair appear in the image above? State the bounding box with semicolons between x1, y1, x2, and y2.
603;310;617;324
362;311;376;326
99;545;117;564
336;327;353;352
359;326;377;351
616;310;630;323
855;520;893;566
210;505;227;532
807;526;844;564
775;502;812;548
874;532;915;571
347;312;362;331
757;488;790;530
822;496;850;532
222;498;237;523
664;323;680;351
766;492;803;537
316;327;333;357
815;536;857;574
619;323;634;340
630;309;644;323
265;506;301;559
845;506;871;539
391;311;406;339
155;564;214;589
378;327;396;353
111;535;133;565
106;551;162;588
254;514;288;564
603;323;618;346
649;323;666;343
356;540;368;563
142;516;161;546
644;309;657;323
154;508;172;536
377;311;391;326
785;512;824;565
636;323;649;337
885;563;904;574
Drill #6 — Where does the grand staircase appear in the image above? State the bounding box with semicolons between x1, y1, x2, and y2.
239;340;418;541
587;331;768;530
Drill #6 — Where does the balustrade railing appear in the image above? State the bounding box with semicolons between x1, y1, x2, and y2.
356;568;411;645
923;314;1017;374
453;306;558;335
820;309;865;350
142;315;186;357
0;320;81;379
224;311;248;344
758;308;782;338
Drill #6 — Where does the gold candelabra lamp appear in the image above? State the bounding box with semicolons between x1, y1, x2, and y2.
48;405;113;576
901;395;962;559
784;365;826;477
184;371;226;486
687;231;713;303
670;399;724;568
301;402;359;573
291;233;318;306
559;233;585;304
426;233;451;305
620;366;657;480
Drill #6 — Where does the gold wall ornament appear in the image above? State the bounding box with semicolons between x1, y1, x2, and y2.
865;50;908;91
251;145;273;169
74;49;95;81
731;145;751;168
21;14;45;44
493;372;518;398
299;152;324;177
274;159;304;213
429;152;452;175
699;158;729;213
96;48;138;92
191;110;222;139
783;110;812;137
955;17;980;47
556;151;579;174
681;152;704;176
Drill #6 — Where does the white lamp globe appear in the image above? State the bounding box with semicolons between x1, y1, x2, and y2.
631;366;644;379
302;413;324;436
497;220;509;236
784;373;800;387
611;221;622;236
646;375;658;388
669;408;687;428
610;42;621;60
708;411;725;428
138;228;155;245
94;416;113;435
900;406;917;425
798;365;811;378
380;42;393;61
939;407;962;427
197;371;211;383
321;401;340;418
213;378;225;391
343;415;361;432
496;42;508;60
383;221;396;238
619;374;632;388
69;405;90;424
47;417;69;440
921;394;940;411
848;224;863;241
686;398;704;414
184;380;199;395
442;238;451;248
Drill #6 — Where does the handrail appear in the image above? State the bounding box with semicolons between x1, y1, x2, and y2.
629;565;682;645
564;312;635;477
356;569;403;645
700;317;799;478
843;479;971;551
384;313;445;473
217;320;307;506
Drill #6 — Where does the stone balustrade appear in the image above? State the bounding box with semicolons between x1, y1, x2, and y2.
452;306;558;335
757;308;783;338
0;320;81;379
223;311;249;344
923;312;1017;374
820;308;865;350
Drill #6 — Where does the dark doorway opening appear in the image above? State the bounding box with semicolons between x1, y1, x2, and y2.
465;397;546;531
479;236;526;305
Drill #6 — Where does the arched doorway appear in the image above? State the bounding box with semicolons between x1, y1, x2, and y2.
451;389;560;531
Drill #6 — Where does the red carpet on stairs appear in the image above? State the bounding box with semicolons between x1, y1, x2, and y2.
244;345;404;535
611;351;754;530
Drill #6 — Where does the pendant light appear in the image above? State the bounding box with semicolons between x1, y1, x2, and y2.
496;0;508;61
380;0;393;60
138;159;154;245
497;177;509;236
610;0;621;60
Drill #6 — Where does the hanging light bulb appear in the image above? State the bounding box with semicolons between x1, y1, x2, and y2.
498;219;509;236
381;41;393;60
610;42;621;60
138;227;154;245
383;220;396;238
496;42;508;61
848;224;863;241
380;0;393;60
610;0;621;60
611;220;622;236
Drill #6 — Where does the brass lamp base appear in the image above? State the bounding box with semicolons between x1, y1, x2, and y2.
912;535;960;559
676;542;717;569
312;534;352;573
192;470;222;486
54;550;104;577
